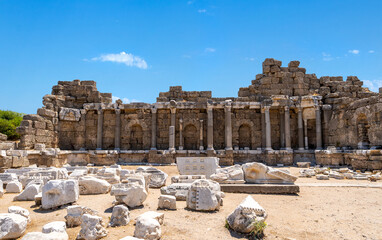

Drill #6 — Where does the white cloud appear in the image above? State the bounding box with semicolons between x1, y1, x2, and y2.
348;49;360;54
187;1;193;4
369;50;375;53
363;80;381;92
322;52;333;61
90;51;148;69
198;9;207;13
205;47;216;53
112;96;141;104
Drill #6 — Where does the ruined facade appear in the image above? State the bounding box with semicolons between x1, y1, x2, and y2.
2;59;381;170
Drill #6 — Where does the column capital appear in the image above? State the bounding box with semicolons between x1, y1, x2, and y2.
170;108;176;114
151;107;157;114
200;119;204;123
115;109;121;114
262;105;271;111
97;109;103;114
297;106;303;112
80;109;87;115
284;106;290;111
179;118;183;123
314;104;321;111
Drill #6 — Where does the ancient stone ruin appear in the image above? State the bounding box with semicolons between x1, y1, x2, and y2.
1;58;380;170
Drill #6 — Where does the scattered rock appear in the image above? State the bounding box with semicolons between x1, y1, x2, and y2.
158;195;176;210
42;221;67;233
79;176;111;195
160;183;191;201
134;217;161;240
42;179;79;209
21;231;68;240
120;237;144;240
111;182;147;208
316;174;329;180
186;179;224;211
296;162;311;168
0;213;28;239
136;211;164;225
8;206;30;223
65;205;98;228
210;165;245;184
242;162;297;183
77;214;108;240
227;195;267;234
14;182;42;201
136;167;168;188
5;181;23;193
109;205;130;227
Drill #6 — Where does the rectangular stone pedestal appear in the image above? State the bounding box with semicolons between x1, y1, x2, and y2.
220;183;299;194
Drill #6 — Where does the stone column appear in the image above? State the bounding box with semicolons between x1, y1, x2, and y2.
199;120;204;150
96;109;103;150
224;104;233;150
151;107;157;150
304;119;308;150
179;119;183;150
264;106;272;150
114;109;121;150
169;126;175;152
315;106;322;149
297;107;304;150
279;108;285;149
207;106;214;151
170;108;176;128
322;105;332;148
261;109;266;149
80;109;87;150
284;106;291;150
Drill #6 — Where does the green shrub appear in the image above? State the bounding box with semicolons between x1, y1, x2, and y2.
0;110;24;140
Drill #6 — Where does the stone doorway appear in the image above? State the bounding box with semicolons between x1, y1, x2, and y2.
184;124;198;150
239;124;251;149
130;124;143;150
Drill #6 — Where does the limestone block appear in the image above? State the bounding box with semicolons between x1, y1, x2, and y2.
134;217;161;240
158;195;176;210
96;167;120;184
170;175;205;184
135;167;168;188
296;162;310;168
160;183;191;201
242;162;297;184
0;173;18;185
111;182;147;208
226;195;267;234
77;214;107;240
109;205;130;227
299;169;315;178
14;183;42;201
42;180;79;209
21;231;68;240
0;213;28;239
136;211;164;225
6;181;23;193
37;108;56;118
69;169;88;179
34;193;42;206
0;180;3;198
65;205;98;228
8;206;30;223
79;176;111;195
42;221;67;234
316;174;329;180
210;165;245;184
186;179;224;211
177;157;220;178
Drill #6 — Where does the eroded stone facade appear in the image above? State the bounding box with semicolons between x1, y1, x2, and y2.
5;59;382;169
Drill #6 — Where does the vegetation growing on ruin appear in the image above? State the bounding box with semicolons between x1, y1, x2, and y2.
0;110;23;140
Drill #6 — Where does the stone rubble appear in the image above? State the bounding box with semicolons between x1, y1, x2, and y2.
65;205;98;228
186;179;224;211
41;179;79;209
78;176;111;195
110;182;148;208
135;211;164;225
134;217;161;240
8;206;30;223
5;181;23;193
108;205;130;227
76;214;108;240
14;182;43;201
0;213;28;239
136;166;168;188
210;164;245;184
158;195;176;210
242;162;297;183
160;183;191;201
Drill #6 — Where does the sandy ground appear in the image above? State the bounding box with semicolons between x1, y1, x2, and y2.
1;166;382;240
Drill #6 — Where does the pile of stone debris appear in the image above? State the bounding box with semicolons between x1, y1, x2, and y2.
299;165;382;181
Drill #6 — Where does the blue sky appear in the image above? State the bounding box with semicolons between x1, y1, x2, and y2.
1;0;381;114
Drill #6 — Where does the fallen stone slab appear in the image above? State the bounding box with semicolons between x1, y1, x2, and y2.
65;205;98;228
0;213;28;239
316;174;329;180
210;165;245;184
42;179;79;209
20;231;68;240
160;183;191;201
136;167;168;188
186;179;224;211
78;176;111;195
42;221;67;233
111;182;147;208
158;195;176;210
171;175;205;184
6;181;23;193
14;182;42;201
8;206;30;223
220;184;300;194
136;211;164;225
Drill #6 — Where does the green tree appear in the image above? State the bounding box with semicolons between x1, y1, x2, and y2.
0;110;24;140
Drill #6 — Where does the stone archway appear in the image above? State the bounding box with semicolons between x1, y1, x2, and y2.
130;124;143;150
239;124;251;149
357;114;370;149
183;124;198;150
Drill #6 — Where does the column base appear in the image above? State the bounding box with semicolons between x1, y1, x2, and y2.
114;148;120;151
168;148;176;153
285;147;292;151
179;146;183;150
265;148;273;151
96;148;102;150
298;148;305;151
199;146;204;151
150;147;157;150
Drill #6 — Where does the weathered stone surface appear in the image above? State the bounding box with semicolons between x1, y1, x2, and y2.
8;206;30;223
42;221;67;233
221;183;300;194
296;162;311;168
171;175;205;184
242;162;297;183
177;157;220;178
34;192;42;206
0;180;3;198
42;179;79;209
21;231;68;240
158;195;176;210
316;174;329;180
111;183;148;208
227;195;267;234
65;205;98;228
134;217;161;240
135;211;164;225
59;108;81;121
14;182;42;201
79;176;111;195
210;165;245;184
109;205;130;227
136;167;168;188
6;181;23;193
0;173;18;185
96;167;120;184
160;183;191;201
186;179;224;211
77;214;107;240
0;213;28;239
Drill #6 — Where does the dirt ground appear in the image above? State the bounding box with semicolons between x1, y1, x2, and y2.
1;166;382;240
